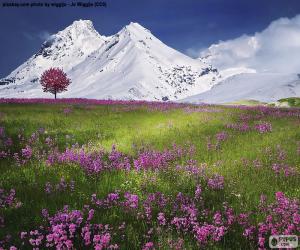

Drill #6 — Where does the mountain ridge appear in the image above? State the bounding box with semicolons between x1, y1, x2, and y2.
0;20;219;101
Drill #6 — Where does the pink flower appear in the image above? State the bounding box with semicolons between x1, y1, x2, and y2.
213;211;222;225
293;213;300;224
216;131;228;141
100;233;111;246
87;209;95;221
65;240;73;249
258;236;265;247
243;226;255;239
194;184;202;200
124;193;139;209
207;174;224;190
157;212;166;226
21;145;32;159
69;223;76;235
254;122;272;133
143;242;154;250
20;231;27;239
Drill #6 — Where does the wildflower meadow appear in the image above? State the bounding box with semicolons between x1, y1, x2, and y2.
0;98;299;249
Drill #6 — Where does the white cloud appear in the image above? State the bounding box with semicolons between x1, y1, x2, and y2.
199;15;300;73
186;47;205;58
37;31;52;41
23;31;52;41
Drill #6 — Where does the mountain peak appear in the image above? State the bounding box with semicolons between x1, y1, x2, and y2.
57;19;102;40
33;19;105;64
120;22;151;36
69;19;94;30
126;22;146;29
0;19;219;101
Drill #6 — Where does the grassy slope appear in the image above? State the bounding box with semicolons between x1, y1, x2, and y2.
0;103;299;249
278;97;300;107
224;100;267;106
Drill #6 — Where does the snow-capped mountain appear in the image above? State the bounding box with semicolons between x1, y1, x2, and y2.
0;20;219;101
181;72;300;104
0;20;106;90
188;17;300;104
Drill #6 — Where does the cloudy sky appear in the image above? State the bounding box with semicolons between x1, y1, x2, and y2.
200;15;300;73
1;0;300;77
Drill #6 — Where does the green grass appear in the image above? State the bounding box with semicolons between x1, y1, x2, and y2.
224;97;300;108
278;97;300;107
0;103;299;249
224;99;267;106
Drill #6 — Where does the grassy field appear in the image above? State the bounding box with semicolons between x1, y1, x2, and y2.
0;100;299;249
277;97;300;107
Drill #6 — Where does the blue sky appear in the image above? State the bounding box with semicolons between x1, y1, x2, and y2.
1;0;300;78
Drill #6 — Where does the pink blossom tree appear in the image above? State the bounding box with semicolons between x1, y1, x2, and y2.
40;68;71;99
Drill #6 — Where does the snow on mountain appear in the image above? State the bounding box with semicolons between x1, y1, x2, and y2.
0;20;106;92
0;20;219;101
217;67;256;79
181;72;300;104
187;15;300;104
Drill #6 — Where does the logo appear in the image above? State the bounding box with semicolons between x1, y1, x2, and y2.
269;235;298;249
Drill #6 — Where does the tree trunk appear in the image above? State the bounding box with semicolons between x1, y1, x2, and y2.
54;92;57;99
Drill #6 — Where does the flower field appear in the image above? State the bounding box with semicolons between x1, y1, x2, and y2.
0;99;299;249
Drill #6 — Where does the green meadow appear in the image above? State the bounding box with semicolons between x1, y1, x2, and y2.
0;102;299;249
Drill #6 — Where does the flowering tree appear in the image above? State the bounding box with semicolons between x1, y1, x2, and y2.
40;68;71;99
